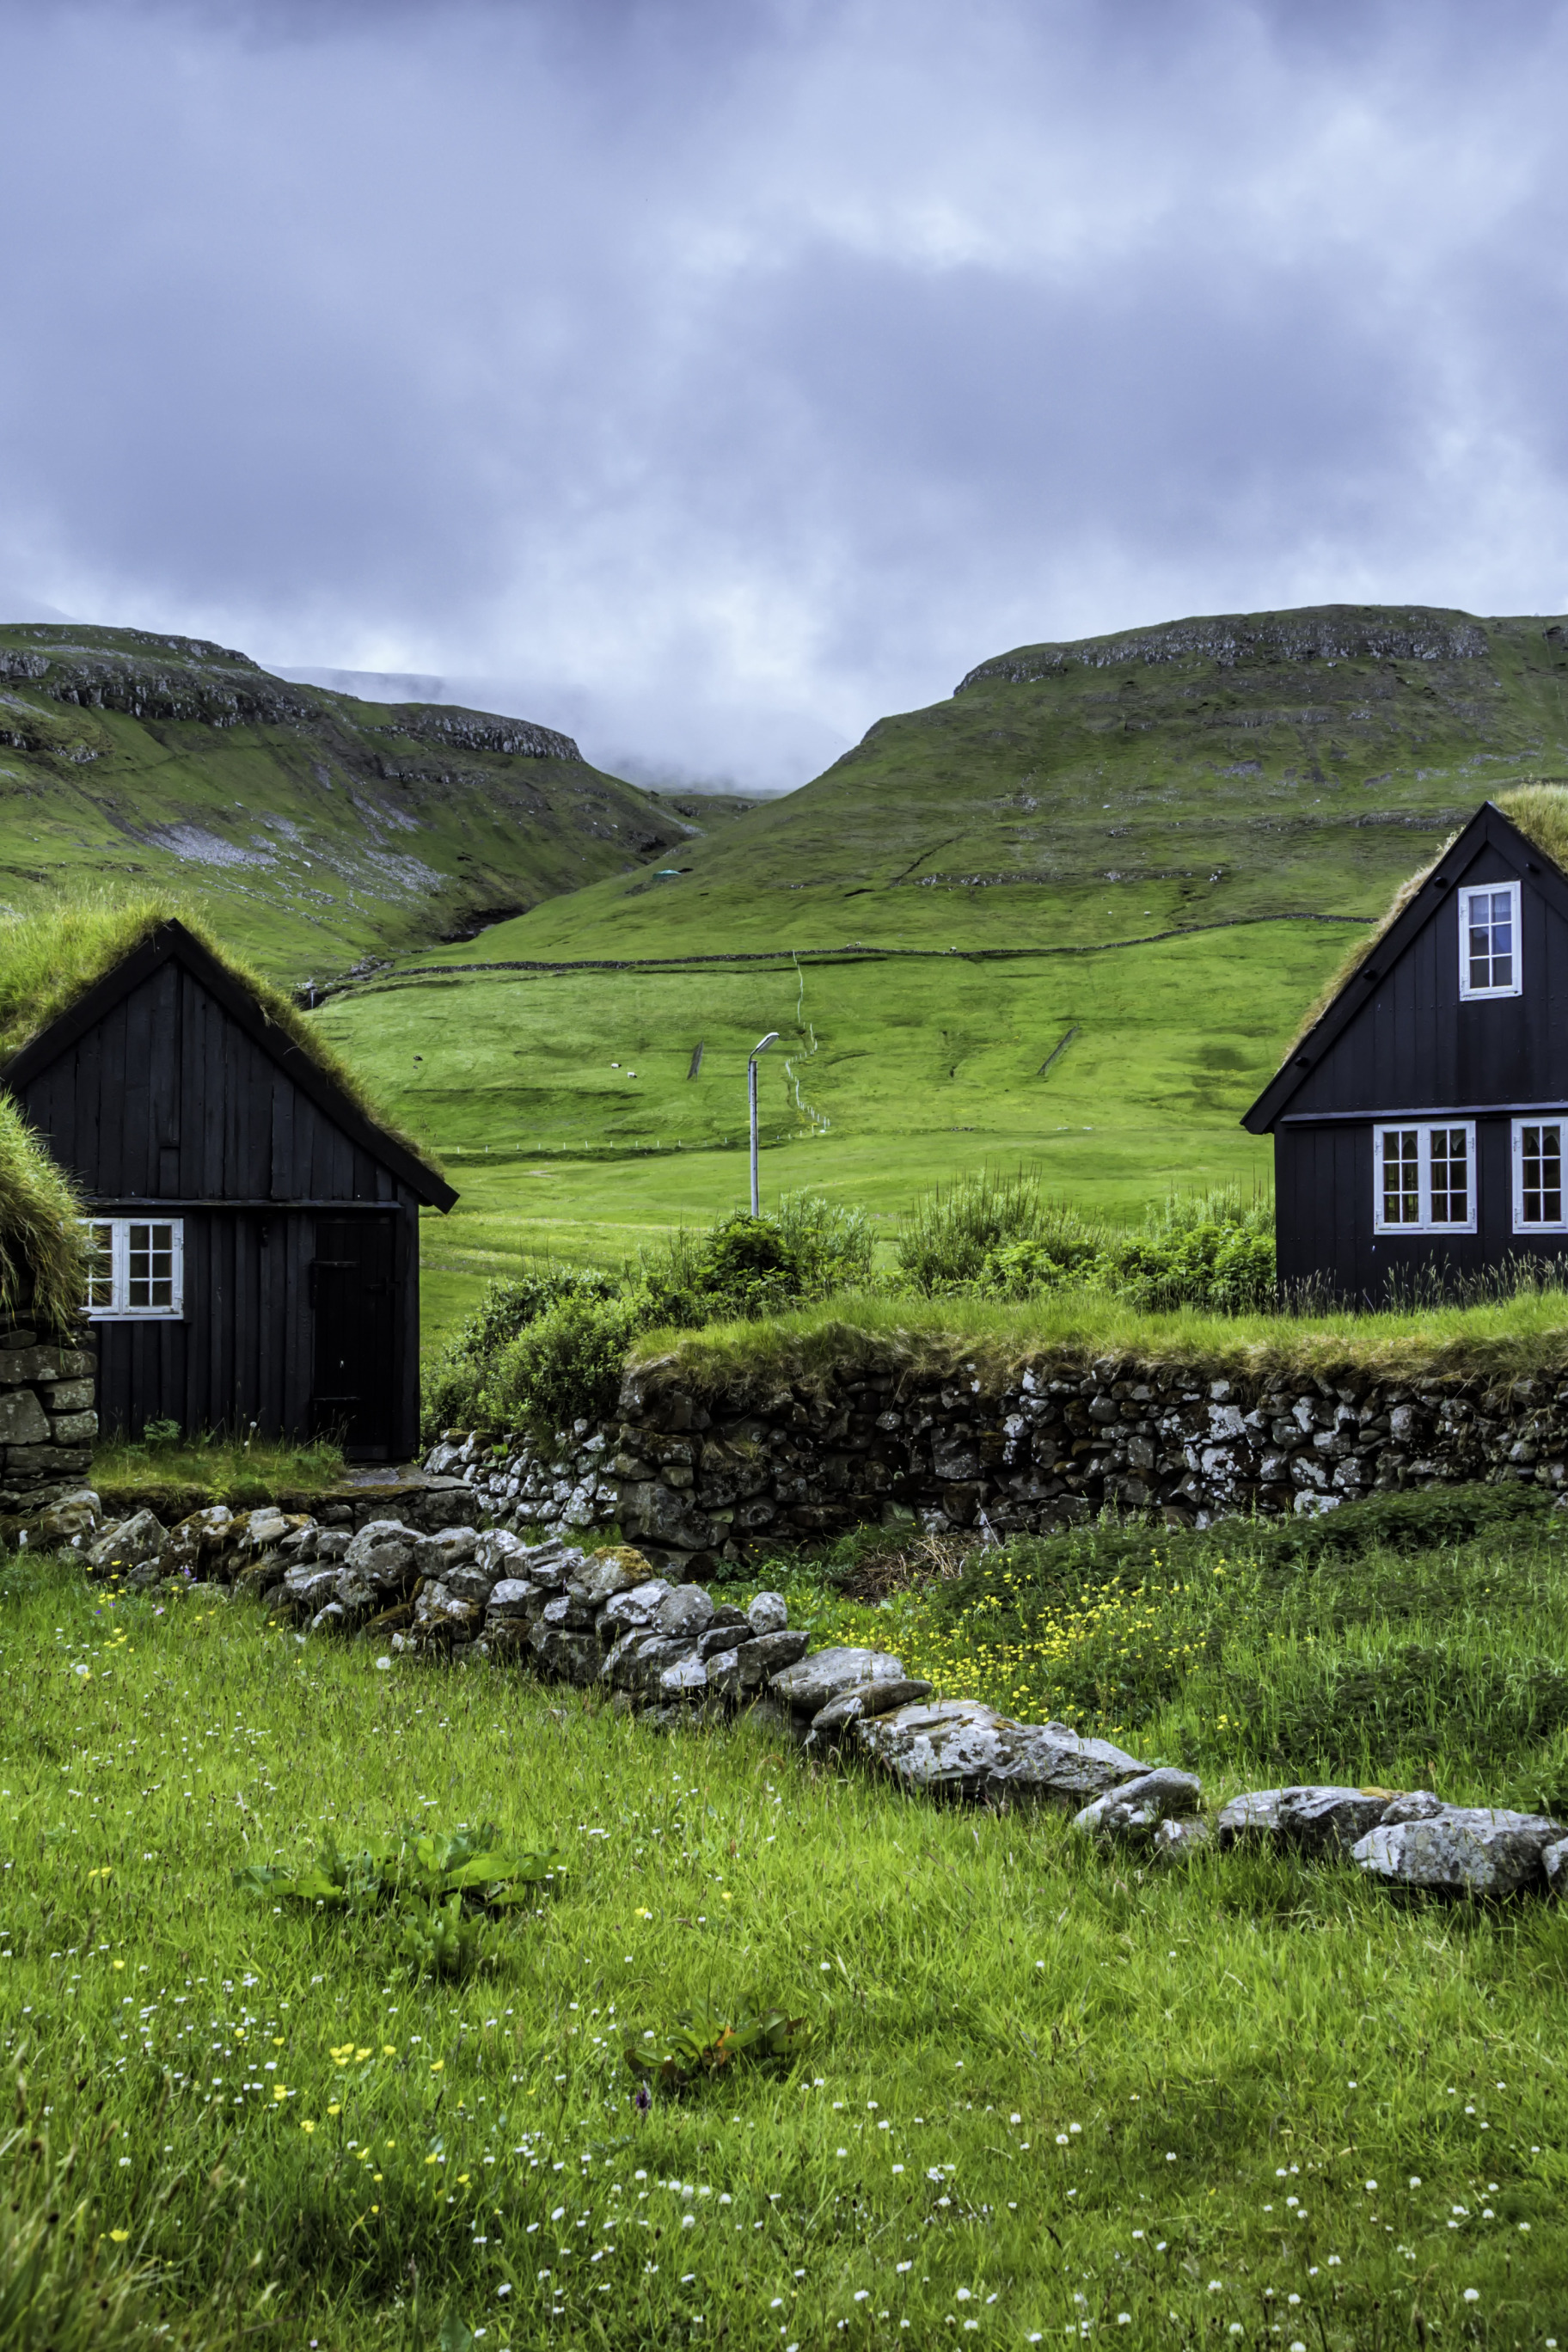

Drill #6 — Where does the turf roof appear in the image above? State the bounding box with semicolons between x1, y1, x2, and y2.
0;893;445;1185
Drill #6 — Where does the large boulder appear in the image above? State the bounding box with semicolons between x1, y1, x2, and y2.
808;1678;934;1736
1072;1769;1204;1846
854;1702;1148;1807
1351;1806;1568;1898
769;1647;910;1714
1218;1785;1433;1856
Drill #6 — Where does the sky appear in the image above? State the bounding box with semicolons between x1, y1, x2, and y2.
3;0;1568;793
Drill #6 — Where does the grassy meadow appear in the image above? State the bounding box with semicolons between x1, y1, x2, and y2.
332;924;1349;1349
5;1505;1568;2350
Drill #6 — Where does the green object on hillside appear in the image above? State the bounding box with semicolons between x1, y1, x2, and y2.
0;622;693;982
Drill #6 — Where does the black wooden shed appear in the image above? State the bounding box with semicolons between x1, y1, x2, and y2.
1;917;456;1457
1243;796;1568;1303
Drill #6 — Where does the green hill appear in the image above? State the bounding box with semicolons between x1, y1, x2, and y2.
0;622;702;981
418;601;1568;960
43;604;1568;1340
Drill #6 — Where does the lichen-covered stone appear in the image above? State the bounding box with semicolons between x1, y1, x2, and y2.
746;1589;790;1636
808;1678;934;1736
855;1702;1147;1807
769;1646;908;1713
1072;1768;1204;1844
1351;1807;1568;1897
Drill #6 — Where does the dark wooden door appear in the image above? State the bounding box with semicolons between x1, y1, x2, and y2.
311;1217;397;1456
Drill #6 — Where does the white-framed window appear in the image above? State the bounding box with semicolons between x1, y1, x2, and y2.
1512;1118;1568;1234
83;1218;185;1319
1373;1123;1477;1234
1458;880;1522;1000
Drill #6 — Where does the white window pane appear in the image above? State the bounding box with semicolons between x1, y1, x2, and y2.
1430;1128;1468;1225
1381;1130;1420;1224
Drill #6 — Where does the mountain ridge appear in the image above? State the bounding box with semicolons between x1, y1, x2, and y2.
0;621;706;981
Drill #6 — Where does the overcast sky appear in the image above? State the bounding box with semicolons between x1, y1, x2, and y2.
3;0;1567;791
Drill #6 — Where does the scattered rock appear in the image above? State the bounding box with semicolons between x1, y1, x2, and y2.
747;1590;790;1636
854;1702;1148;1807
807;1678;935;1737
1152;1816;1212;1862
769;1646;910;1714
1352;1806;1568;1897
1073;1768;1204;1845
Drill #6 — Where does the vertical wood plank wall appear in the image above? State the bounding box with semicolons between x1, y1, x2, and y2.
15;959;422;1455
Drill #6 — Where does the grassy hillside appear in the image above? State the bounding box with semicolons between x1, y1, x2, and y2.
318;604;1568;1333
322;922;1332;1338
0;623;708;981
413;601;1568;961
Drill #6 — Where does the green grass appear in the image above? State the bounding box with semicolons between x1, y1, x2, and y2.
316;606;1568;1350
405;603;1568;966
90;1430;348;1511
4;1530;1568;2348
371;921;1337;1347
617;1283;1568;1394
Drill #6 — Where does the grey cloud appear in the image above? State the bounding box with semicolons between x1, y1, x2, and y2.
2;0;1567;789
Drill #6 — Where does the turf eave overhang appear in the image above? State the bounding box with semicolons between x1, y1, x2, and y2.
1240;799;1568;1135
1;918;459;1212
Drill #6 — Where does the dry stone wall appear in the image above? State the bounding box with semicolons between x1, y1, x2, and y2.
0;1318;97;1529
424;1350;1568;1578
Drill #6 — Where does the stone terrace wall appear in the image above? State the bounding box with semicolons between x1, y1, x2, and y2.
0;1319;96;1526
425;1347;1568;1580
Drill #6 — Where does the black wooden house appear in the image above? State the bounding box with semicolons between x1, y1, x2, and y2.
1244;798;1568;1302
1;918;456;1456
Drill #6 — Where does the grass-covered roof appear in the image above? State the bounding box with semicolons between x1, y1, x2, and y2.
0;892;444;1185
1287;782;1568;1052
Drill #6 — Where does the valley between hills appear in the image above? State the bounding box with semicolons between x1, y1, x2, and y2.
8;603;1568;1341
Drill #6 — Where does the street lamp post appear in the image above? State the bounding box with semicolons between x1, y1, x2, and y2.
748;1032;780;1214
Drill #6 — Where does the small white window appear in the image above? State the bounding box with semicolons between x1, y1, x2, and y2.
1513;1119;1568;1233
1458;880;1522;999
83;1218;185;1319
1373;1124;1476;1234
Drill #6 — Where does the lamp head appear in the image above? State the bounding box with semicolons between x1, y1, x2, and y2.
750;1032;781;1059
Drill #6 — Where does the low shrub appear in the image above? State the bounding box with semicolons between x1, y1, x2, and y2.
479;1288;645;1435
421;1264;623;1433
893;1170;1275;1313
421;1194;875;1439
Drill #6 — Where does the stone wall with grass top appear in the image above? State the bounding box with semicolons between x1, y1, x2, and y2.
422;1346;1568;1583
